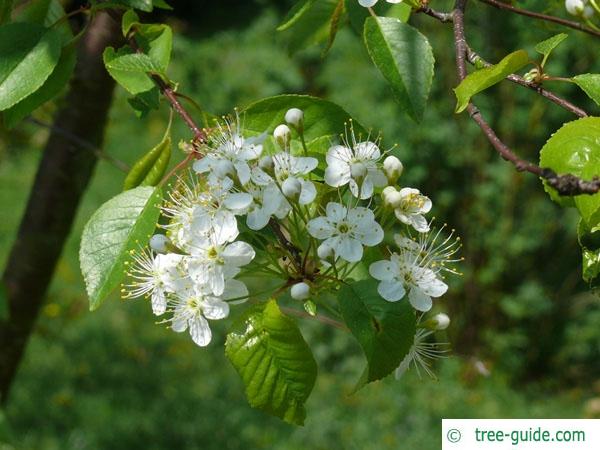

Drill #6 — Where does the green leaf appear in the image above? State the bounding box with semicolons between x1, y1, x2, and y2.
0;281;8;321
277;0;317;31
243;94;365;142
3;46;76;128
578;219;600;284
103;47;157;95
123;133;171;190
114;0;153;12
345;0;410;34
539;117;600;217
0;23;62;111
454;50;530;113
338;279;416;388
152;0;172;9
135;23;172;72
0;0;13;25
127;86;160;118
573;74;600;107
225;300;317;425
122;8;139;36
535;33;568;67
16;0;72;42
79;186;162;310
322;0;344;56
278;0;339;53
363;16;434;122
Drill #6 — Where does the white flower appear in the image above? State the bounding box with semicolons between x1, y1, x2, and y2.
324;141;387;199
168;279;248;347
273;124;292;149
245;183;290;230
395;329;449;379
369;252;447;311
368;230;459;311
188;234;255;296
359;0;404;8
193;117;265;186
391;187;432;233
123;249;186;316
307;202;384;263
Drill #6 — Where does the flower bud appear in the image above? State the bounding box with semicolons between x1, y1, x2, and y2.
285;108;304;132
291;282;310;300
150;234;171;254
383;155;403;184
583;4;595;18
214;159;235;178
432;313;450;330
273;124;291;149
565;0;585;16
281;177;302;200
382;186;402;208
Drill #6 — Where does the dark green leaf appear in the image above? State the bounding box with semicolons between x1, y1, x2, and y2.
135;23;172;72
16;0;72;42
0;0;13;25
123;133;171;190
573;74;600;107
535;33;567;66
454;50;529;113
114;0;153;12
0;281;8;321
278;0;339;53
243;94;365;143
3;46;76;128
277;0;317;31
539;117;600;217
0;23;62;111
127;87;160;118
153;0;172;9
338;279;416;388
322;0;344;56
121;8;139;36
79;187;162;310
363;17;434;122
225;300;317;425
578;219;600;285
103;46;157;94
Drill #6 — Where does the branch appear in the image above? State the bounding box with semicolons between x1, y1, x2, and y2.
464;46;588;118
453;0;600;196
477;0;600;38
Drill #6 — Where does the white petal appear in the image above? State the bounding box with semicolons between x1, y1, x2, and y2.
222;241;255;267
292;156;318;174
326;144;353;165
377;280;406;302
222;279;249;304
359;0;379;7
347;206;375;228
355;141;380;160
415;269;448;297
408;287;433;312
325;164;351;188
247;208;270;230
151;290;167;315
369;260;396;281
299;180;317;205
336;237;363;262
358;177;374;199
409;214;430;233
171;309;188;332
189;315;212;346
223;193;253;212
202;298;230;320
326;202;347;222
307;217;335;239
368;169;388;187
251;167;272;185
354;221;384;246
192;157;215;174
234;161;251;185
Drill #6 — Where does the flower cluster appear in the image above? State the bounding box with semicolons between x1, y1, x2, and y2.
123;105;460;379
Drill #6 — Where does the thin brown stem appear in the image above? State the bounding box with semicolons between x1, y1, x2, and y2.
453;0;600;196
280;306;348;332
478;0;600;38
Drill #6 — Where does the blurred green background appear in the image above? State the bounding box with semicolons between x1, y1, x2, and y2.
1;0;600;448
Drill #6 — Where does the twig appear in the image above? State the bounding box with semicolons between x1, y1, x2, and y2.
477;0;600;38
26;117;130;172
464;45;588;118
453;0;600;196
415;5;454;22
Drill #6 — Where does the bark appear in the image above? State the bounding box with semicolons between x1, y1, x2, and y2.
0;12;122;403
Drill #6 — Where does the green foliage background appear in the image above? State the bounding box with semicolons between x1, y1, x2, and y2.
1;0;600;448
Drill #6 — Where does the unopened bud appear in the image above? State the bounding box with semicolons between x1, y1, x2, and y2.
565;0;585;16
150;234;172;254
382;186;402;208
422;313;451;331
523;68;540;83
281;177;302;200
291;282;310;300
583;4;595;18
383;155;403;184
284;108;304;132
273;124;291;149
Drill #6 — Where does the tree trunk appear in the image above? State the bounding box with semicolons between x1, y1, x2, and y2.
0;12;122;403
